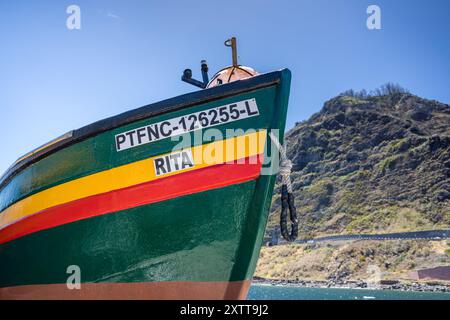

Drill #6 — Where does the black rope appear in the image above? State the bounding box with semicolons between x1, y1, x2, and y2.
280;184;298;242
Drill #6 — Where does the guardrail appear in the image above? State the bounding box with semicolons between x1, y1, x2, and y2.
266;229;450;246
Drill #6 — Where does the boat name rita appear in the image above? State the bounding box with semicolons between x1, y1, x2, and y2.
154;149;194;176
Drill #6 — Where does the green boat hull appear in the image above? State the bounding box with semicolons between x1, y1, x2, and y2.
0;69;291;299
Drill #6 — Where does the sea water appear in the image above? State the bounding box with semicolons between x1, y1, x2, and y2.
248;284;450;300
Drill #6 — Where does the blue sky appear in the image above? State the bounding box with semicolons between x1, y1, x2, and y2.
0;0;449;174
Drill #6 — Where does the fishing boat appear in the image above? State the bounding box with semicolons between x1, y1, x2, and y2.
0;38;293;300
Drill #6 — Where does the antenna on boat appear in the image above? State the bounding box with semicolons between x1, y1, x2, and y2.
224;37;238;66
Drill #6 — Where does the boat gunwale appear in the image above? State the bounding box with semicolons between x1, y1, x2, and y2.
0;70;285;191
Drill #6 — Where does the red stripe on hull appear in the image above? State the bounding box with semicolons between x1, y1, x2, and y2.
0;155;262;245
0;280;251;300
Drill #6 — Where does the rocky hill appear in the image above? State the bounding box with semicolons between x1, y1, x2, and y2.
267;87;450;238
